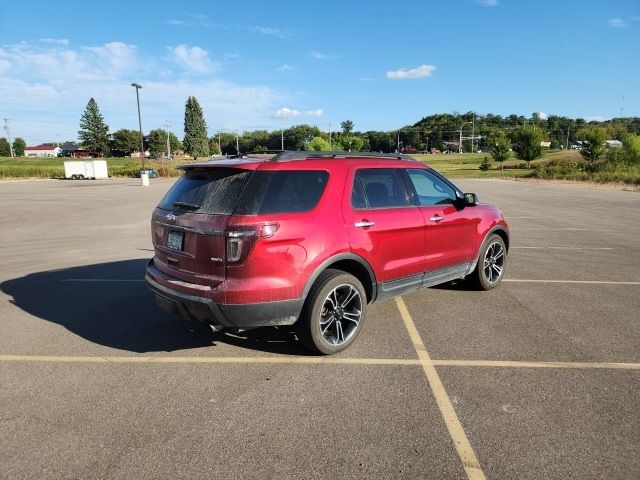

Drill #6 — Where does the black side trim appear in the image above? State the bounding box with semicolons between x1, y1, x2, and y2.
422;263;470;288
376;262;471;301
376;273;423;301
301;253;377;303
219;300;304;328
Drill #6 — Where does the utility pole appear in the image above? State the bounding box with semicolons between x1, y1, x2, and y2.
281;125;284;151
397;131;400;153
565;126;571;150
218;131;222;155
328;123;332;149
235;130;240;155
130;83;145;172
3;119;14;157
471;114;475;153
164;121;171;159
459;121;473;153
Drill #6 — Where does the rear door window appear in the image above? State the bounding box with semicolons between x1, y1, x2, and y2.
353;168;410;209
158;168;252;214
235;170;329;215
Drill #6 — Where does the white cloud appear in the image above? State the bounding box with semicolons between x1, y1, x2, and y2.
275;107;323;119
278;64;296;71
0;58;10;73
39;38;69;45
84;42;137;71
386;64;436;80
609;18;628;28
0;40;284;144
585;116;608;122
534;111;548;120
307;51;339;60
168;44;214;74
478;0;499;6
248;26;291;38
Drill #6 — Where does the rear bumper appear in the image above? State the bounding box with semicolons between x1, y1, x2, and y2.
145;260;303;329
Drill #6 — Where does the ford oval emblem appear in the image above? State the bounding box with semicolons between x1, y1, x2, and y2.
166;214;176;222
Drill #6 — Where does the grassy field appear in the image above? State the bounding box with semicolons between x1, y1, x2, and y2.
0;157;188;179
1;150;637;187
414;149;583;178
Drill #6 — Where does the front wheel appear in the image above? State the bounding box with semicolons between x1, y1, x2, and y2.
468;234;507;290
298;269;367;354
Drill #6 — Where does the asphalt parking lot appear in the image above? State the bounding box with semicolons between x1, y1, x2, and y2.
1;177;639;480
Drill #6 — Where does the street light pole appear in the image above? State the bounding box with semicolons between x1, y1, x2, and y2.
459;121;472;153
328;123;332;149
131;83;145;172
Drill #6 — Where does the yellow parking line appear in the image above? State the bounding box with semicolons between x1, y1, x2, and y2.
395;297;486;480
434;359;640;370
0;354;419;366
1;355;637;371
504;279;640;285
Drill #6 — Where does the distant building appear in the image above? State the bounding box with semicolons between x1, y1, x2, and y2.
605;140;623;148
24;145;61;157
540;141;551;148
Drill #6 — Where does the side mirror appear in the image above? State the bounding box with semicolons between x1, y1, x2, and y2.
464;193;478;206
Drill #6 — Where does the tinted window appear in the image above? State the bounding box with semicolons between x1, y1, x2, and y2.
351;177;367;209
158;168;252;214
235;170;329;215
406;169;457;206
355;169;409;208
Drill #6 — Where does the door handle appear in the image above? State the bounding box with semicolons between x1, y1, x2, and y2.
354;220;375;228
429;215;444;223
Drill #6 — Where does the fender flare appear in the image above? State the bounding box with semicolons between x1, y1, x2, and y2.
467;225;510;275
300;253;378;303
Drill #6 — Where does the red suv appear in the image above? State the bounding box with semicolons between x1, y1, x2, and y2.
146;151;509;354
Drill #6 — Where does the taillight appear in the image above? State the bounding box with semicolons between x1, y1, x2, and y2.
226;223;279;264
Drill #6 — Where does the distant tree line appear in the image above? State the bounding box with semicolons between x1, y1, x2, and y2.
9;98;637;160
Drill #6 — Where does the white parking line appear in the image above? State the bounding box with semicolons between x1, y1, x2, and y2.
395;297;486;480
517;228;588;231
504;279;640;285
511;246;612;251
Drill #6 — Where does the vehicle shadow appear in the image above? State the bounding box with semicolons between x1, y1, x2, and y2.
0;259;310;355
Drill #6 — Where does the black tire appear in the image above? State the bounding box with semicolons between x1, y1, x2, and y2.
298;269;367;354
468;234;507;290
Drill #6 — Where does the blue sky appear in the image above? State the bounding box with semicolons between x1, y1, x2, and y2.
1;0;639;144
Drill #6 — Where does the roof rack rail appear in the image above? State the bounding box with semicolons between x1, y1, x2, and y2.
270;150;416;162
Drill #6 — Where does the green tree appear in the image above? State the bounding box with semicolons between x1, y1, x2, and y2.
488;130;511;173
306;136;331;151
12;137;26;156
336;135;365;151
147;129;183;158
622;134;640;165
283;124;321;150
183;96;210;158
340;120;355;134
208;137;222;155
511;125;543;167
78;98;109;154
578;126;606;163
110;129;140;156
0;137;10;156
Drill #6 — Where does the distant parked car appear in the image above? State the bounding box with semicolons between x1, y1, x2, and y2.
140;169;158;178
146;151;510;354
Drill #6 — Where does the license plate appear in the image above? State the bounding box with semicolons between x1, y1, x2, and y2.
167;231;183;251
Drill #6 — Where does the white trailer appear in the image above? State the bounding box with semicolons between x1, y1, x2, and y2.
64;160;109;180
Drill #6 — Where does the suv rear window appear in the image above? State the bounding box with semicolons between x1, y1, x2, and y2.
158;168;252;214
235;170;329;215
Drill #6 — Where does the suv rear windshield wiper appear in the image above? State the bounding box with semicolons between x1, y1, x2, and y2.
172;201;201;211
